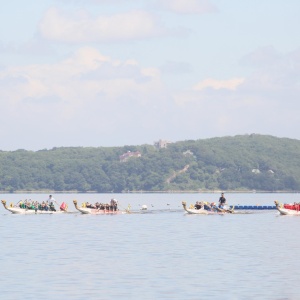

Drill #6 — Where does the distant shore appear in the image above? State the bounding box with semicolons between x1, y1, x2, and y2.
0;190;299;194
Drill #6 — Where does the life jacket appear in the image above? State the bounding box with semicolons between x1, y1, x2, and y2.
284;203;300;211
60;202;67;210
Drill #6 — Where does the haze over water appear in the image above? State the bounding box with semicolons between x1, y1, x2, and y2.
1;193;300;299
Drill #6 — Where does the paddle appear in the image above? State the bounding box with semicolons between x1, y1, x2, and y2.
14;199;23;207
50;199;68;212
117;203;131;213
216;205;234;213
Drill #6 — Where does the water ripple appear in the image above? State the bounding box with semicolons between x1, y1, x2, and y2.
1;194;300;299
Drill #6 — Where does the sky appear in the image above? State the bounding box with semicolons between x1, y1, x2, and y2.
0;0;299;151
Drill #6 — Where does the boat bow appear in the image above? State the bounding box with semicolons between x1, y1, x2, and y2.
1;200;8;211
274;200;300;215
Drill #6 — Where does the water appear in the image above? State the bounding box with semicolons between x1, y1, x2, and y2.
1;193;300;299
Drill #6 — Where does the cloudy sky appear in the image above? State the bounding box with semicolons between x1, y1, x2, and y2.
0;0;299;150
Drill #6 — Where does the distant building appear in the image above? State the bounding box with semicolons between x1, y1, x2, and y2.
119;151;141;162
154;139;172;149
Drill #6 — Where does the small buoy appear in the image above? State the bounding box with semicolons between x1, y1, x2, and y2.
141;205;147;210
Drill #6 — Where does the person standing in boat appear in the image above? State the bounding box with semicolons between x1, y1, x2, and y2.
110;198;118;211
218;193;226;208
47;195;57;211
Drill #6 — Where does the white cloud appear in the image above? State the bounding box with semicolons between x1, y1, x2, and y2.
171;47;300;140
57;0;131;3
0;49;170;150
160;61;192;74
240;46;282;68
1;41;300;150
175;48;300;108
0;39;55;56
0;47;165;147
240;47;300;93
38;7;168;43
155;0;217;14
193;78;245;91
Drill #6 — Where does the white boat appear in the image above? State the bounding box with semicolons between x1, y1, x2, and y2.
274;200;300;216
1;200;68;214
73;200;129;215
182;201;234;215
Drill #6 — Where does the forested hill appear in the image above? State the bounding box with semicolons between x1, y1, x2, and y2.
1;134;300;192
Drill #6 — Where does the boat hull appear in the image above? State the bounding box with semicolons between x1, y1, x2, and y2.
73;200;128;215
1;200;67;214
181;201;230;215
274;200;300;215
75;207;126;215
183;208;224;215
276;207;300;215
3;207;66;214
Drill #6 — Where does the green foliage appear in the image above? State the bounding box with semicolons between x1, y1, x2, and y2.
0;134;300;192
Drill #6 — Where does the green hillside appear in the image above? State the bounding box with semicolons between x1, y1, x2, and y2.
0;134;300;192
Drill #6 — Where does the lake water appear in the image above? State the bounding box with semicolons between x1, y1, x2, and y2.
1;193;300;300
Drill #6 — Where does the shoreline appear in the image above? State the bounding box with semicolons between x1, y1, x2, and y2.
0;190;299;194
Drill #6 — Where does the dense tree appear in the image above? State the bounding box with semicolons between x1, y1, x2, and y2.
0;134;300;192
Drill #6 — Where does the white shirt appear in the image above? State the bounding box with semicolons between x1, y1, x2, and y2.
47;196;55;204
110;199;118;206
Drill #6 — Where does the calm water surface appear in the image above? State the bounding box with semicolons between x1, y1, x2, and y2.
1;193;300;300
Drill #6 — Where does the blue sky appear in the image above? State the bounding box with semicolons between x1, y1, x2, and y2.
0;0;299;150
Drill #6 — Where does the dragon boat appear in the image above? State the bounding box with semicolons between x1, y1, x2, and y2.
274;200;300;215
73;200;129;215
182;201;234;215
1;200;68;214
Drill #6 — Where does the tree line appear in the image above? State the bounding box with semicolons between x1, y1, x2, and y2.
0;134;300;192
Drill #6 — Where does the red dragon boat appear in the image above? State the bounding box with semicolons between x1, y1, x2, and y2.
274;200;300;215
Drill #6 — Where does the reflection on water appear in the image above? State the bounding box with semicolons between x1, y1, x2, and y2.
1;193;300;299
